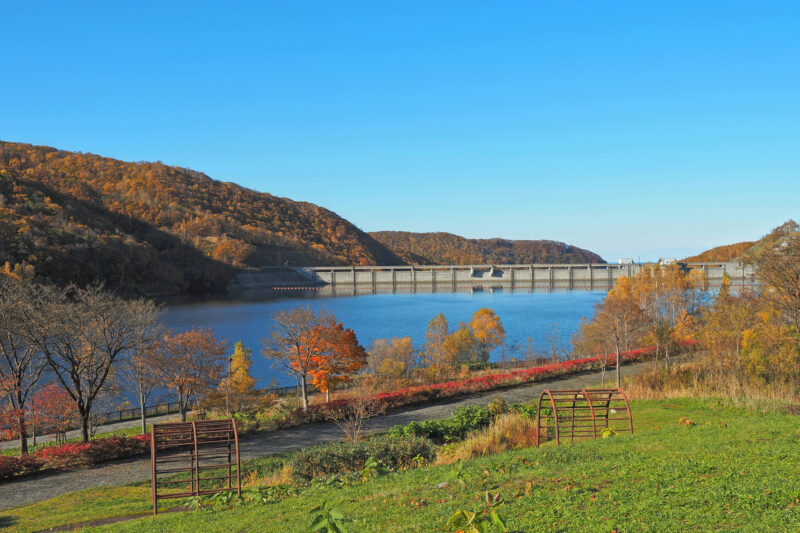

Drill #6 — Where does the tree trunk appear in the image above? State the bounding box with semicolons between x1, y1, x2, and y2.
325;388;330;403
665;343;670;372
653;341;660;376
18;412;28;455
615;343;621;388
139;391;147;435
300;374;309;410
79;411;90;443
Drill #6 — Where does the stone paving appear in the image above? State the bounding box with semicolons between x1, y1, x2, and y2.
0;360;656;511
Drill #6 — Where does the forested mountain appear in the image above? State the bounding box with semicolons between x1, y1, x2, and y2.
682;242;756;263
683;220;799;263
369;231;605;265
0;141;401;295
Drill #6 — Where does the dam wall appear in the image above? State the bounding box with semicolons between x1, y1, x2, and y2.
227;262;756;296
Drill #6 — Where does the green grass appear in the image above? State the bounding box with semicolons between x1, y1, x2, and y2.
2;398;800;532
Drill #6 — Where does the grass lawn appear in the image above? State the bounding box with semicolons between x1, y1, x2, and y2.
2;397;799;532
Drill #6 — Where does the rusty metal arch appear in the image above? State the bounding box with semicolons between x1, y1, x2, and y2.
151;419;241;514
535;388;633;447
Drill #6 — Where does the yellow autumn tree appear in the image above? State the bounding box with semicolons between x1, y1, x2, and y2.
228;341;257;395
422;313;452;380
443;326;480;366
468;308;506;362
368;337;415;384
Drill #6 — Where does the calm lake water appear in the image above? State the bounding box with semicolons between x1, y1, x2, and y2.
162;290;606;387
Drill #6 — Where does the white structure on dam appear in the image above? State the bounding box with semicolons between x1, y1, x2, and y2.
228;262;757;295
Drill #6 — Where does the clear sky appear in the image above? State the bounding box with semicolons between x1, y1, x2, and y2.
2;1;799;261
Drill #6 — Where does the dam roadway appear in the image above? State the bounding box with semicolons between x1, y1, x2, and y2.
228;261;756;295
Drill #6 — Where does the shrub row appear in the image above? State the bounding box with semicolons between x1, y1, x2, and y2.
0;434;150;481
290;434;436;481
285;342;692;427
388;402;542;445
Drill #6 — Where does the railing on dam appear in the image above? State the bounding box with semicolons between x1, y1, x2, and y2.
228;262;757;295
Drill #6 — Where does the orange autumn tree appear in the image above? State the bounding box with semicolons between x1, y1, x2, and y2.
30;382;77;444
263;307;336;410
306;323;368;402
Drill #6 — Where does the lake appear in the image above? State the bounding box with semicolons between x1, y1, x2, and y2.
161;290;607;387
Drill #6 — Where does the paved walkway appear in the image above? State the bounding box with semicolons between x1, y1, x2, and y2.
0;360;656;511
0;413;185;452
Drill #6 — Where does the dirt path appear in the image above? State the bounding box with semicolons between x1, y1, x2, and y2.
0;360;655;511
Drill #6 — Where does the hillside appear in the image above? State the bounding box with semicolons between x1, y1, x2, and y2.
0;141;401;295
682;241;756;262
683;219;799;263
3;398;798;531
370;231;605;265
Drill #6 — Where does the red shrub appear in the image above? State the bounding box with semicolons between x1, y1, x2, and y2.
0;454;43;480
0;433;154;480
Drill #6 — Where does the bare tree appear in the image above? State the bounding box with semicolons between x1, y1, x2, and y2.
749;233;800;337
262;307;334;410
545;323;561;363
0;279;47;454
26;284;159;442
327;380;386;442
155;328;228;422
119;323;164;434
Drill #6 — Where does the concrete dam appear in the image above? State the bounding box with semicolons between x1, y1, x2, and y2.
228;262;756;296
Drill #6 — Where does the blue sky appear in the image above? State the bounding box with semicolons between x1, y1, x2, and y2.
2;1;799;261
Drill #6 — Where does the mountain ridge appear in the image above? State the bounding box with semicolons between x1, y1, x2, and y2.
369;230;605;265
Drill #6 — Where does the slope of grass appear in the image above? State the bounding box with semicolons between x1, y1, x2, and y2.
2;397;798;532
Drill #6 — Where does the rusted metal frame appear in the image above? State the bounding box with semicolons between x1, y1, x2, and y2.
568;391;585;442
535;392;543;446
158;488;240;499
233;419;241;495
546;391;560;445
151;425;157;515
535;388;633;447
581;389;597;440
592;391;613;429
191;422;199;497
535;391;551;447
617;388;634;435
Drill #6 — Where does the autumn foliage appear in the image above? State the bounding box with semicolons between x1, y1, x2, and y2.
0;141;402;296
370;231;604;265
30;383;77;444
305;323;368;401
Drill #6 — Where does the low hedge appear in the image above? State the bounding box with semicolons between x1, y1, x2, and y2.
388;402;542;445
0;434;150;481
283;342;693;428
291;434;436;481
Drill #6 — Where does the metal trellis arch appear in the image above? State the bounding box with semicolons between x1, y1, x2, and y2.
150;419;241;514
535;388;633;447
